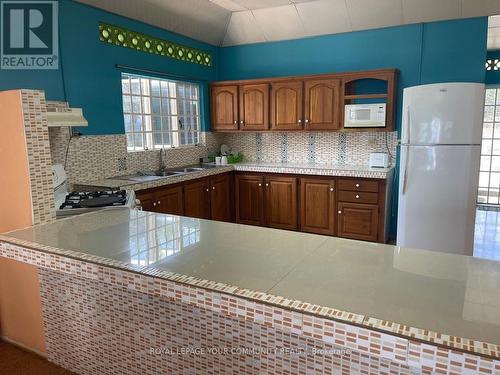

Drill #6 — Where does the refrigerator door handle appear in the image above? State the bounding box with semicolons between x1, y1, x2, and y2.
402;147;410;194
405;105;411;144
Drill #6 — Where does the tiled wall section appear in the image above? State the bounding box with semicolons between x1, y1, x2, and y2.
1;240;500;375
49;129;397;185
21;91;55;225
48;129;220;184
220;132;398;165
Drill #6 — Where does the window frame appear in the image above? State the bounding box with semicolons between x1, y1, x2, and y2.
121;72;202;152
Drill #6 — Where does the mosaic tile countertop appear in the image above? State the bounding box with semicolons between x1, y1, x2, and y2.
1;209;500;360
75;162;394;191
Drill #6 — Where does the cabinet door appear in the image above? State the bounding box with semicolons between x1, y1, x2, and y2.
136;190;156;212
157;185;184;216
210;174;231;222
337;202;378;242
235;174;264;226
211;85;238;131
304;79;340;130
300;178;335;235
239;83;269;130
270;81;303;130
265;176;298;230
183;179;211;219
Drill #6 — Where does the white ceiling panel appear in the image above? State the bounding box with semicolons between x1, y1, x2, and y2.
233;0;291;10
463;0;500;18
77;0;500;47
223;10;266;46
296;0;352;37
402;0;460;24
252;4;305;41
346;0;404;31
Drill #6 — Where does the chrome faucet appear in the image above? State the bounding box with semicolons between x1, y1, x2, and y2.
160;148;167;171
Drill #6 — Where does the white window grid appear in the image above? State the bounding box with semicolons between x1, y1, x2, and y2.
128;214;200;267
478;88;500;205
121;73;201;151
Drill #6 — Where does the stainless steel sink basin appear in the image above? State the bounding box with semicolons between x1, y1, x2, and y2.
113;164;217;183
154;171;185;177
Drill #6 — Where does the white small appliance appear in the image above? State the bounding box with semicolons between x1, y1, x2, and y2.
344;103;386;128
53;164;136;218
369;153;390;168
397;82;485;255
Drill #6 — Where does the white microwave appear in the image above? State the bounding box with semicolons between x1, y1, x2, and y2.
344;103;386;128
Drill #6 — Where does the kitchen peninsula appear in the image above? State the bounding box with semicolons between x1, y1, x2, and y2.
1;209;499;374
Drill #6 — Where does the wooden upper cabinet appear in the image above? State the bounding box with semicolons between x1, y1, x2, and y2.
239;84;269;131
304;79;340;131
265;176;298;230
271;81;303;130
300;178;335;235
183;179;211;219
211;85;238;131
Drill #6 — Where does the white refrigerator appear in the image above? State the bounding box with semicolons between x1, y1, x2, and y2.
397;82;485;255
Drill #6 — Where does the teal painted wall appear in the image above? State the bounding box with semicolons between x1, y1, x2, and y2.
0;0;217;134
486;50;500;85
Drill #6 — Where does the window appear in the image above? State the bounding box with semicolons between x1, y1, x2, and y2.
121;73;201;151
478;88;500;204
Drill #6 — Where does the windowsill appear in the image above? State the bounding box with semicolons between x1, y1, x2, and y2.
127;144;205;153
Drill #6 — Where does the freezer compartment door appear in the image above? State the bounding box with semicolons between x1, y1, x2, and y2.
401;83;485;145
397;145;480;255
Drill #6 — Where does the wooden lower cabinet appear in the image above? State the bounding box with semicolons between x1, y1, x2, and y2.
265;176;297;230
235;174;264;226
210;174;232;222
337;202;379;242
157;186;184;215
136;185;183;215
183;179;211;219
300;178;335;235
137;172;389;243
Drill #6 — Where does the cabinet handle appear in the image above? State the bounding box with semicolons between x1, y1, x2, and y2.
153;202;157;207
305;119;309;123
240;120;244;125
298;119;302;124
330;187;334;192
233;120;237;124
355;183;360;188
212;186;216;190
206;188;209;192
338;210;342;214
355;195;360;199
258;183;262;187
265;183;269;187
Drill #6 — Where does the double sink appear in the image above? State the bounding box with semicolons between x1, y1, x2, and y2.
115;164;218;183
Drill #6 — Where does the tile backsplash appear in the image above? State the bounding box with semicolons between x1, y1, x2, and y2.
219;131;398;166
49;128;397;185
48;128;220;184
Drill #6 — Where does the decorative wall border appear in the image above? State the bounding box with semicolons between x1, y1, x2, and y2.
98;22;212;67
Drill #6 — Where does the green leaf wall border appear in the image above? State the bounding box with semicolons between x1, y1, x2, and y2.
98;22;212;67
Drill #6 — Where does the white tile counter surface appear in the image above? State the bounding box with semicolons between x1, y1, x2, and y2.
74;162;394;191
1;209;500;359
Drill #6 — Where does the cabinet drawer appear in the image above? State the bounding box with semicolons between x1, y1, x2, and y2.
338;190;378;204
337;179;379;192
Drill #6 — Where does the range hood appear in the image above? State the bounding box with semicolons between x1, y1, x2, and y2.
46;107;88;127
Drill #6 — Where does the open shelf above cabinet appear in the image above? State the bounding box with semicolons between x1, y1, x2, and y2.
210;68;397;133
